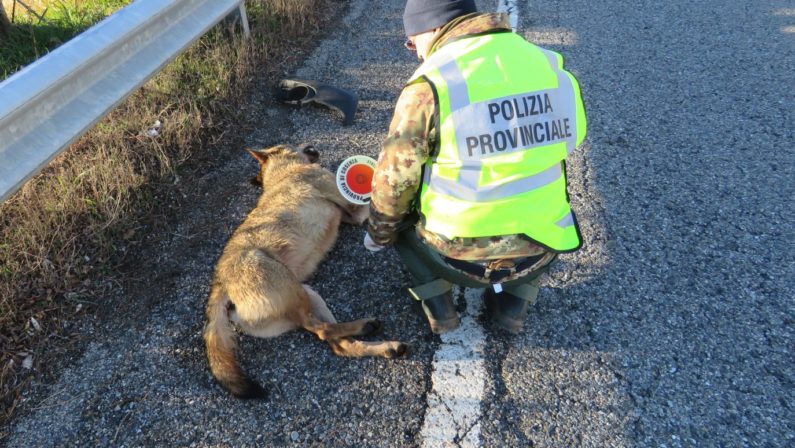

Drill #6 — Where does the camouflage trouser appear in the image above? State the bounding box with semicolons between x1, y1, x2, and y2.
393;227;552;303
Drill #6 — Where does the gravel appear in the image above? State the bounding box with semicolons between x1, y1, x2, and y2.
5;0;794;447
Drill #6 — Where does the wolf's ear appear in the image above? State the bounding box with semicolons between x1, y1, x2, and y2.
246;148;270;165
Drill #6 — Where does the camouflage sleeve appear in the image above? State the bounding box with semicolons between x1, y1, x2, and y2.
367;81;436;245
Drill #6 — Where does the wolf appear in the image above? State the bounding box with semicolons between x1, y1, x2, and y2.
204;144;408;398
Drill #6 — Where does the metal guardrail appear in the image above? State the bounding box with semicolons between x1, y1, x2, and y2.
0;0;249;203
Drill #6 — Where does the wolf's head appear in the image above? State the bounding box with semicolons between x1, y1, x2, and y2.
247;144;320;186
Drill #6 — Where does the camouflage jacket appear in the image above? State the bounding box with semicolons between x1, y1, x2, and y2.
367;13;550;261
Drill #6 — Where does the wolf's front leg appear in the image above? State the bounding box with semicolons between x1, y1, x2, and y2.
314;172;370;225
340;203;369;225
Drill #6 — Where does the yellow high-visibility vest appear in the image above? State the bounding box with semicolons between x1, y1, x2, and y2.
409;31;587;252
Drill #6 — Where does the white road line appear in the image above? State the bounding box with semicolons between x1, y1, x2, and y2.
420;287;487;447
420;4;520;446
497;0;519;31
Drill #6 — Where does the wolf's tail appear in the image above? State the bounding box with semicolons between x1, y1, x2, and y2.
204;285;267;399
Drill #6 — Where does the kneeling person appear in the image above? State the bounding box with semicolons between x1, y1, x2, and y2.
365;0;587;334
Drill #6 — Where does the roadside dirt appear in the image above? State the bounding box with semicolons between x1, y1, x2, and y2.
1;3;348;439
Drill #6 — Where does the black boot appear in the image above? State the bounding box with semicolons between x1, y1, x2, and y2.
484;288;530;334
421;291;460;334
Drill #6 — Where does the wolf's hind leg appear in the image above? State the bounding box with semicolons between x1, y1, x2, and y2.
298;310;382;340
294;286;410;358
303;285;336;323
300;312;410;359
296;286;382;338
328;339;410;359
294;289;382;339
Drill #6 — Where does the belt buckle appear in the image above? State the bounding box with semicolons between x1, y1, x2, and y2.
489;259;516;271
486;259;516;281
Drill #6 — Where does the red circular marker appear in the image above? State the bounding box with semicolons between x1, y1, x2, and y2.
346;164;374;195
336;156;377;204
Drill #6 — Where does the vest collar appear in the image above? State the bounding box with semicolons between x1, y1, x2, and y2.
427;12;512;58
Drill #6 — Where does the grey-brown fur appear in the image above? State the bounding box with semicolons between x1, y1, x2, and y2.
203;145;409;399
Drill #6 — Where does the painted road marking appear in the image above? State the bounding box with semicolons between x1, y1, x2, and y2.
420;3;520;446
420;287;487;447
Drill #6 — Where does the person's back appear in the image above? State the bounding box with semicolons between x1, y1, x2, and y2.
408;29;586;254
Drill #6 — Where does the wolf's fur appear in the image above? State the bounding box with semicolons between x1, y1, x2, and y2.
204;145;408;398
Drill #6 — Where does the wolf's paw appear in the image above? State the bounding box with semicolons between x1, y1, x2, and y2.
343;204;370;225
362;319;383;336
384;342;410;359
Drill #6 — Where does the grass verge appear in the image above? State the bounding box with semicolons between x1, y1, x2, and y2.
0;0;337;433
1;0;132;78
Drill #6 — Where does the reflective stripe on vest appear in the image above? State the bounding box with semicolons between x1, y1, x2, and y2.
408;32;587;251
436;50;579;155
422;161;563;202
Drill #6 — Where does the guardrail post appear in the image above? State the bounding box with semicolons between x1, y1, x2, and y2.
0;2;10;36
239;2;250;38
224;1;250;38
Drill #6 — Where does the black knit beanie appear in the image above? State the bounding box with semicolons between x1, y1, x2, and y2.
403;0;478;37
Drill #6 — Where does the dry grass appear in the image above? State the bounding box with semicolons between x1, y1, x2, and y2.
0;0;334;430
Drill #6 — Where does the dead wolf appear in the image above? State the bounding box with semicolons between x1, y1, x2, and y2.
204;144;409;398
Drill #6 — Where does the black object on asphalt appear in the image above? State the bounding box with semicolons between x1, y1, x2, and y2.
274;79;358;126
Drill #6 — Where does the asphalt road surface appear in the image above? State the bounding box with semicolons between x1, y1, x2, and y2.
5;0;794;446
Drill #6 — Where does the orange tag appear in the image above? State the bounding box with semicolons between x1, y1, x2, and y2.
336;156;376;204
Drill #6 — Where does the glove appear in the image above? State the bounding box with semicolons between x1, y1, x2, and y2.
363;232;386;252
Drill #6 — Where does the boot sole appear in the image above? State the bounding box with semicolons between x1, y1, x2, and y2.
491;313;523;334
